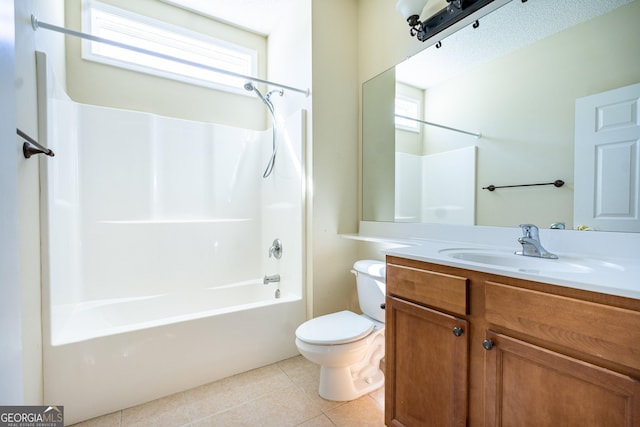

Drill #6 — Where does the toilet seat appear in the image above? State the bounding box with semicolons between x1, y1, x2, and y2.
295;310;374;345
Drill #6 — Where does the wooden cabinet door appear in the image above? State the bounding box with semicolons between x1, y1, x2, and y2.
385;296;469;427
484;331;640;427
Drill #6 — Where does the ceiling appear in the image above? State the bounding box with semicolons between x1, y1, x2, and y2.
158;0;633;88
159;0;297;35
396;0;634;89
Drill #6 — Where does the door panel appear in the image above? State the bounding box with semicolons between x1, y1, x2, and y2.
485;331;640;427
574;82;640;232
385;296;468;427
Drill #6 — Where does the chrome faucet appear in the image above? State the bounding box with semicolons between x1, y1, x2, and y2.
268;238;282;259
263;274;280;284
515;224;558;259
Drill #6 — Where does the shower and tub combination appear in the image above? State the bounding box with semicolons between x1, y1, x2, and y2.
36;51;307;424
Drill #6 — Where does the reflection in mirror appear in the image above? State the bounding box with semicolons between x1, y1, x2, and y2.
362;0;640;232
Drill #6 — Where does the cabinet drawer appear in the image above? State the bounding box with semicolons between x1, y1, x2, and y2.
485;281;640;371
387;264;469;315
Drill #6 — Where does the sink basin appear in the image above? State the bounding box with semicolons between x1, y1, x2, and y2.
438;248;596;274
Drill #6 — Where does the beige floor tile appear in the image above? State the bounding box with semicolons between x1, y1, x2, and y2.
297;414;337;427
250;383;324;427
234;363;294;396
184;379;242;421
185;363;293;421
325;395;385;427
121;393;190;427
277;355;319;383
191;405;261;427
70;411;121;427
72;358;384;427
368;386;385;411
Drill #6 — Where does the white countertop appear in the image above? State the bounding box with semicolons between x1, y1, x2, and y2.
345;222;640;300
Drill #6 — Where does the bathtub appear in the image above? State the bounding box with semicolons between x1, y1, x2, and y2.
36;52;307;425
50;279;295;346
43;282;304;425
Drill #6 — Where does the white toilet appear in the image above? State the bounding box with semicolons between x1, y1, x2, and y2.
295;260;386;401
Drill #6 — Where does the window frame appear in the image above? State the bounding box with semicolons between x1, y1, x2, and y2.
395;95;421;133
81;0;258;93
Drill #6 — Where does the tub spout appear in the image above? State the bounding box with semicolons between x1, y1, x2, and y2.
263;274;280;284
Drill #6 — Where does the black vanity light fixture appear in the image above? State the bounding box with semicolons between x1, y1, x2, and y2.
395;0;511;44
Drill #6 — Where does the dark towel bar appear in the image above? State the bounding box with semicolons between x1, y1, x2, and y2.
482;179;564;191
17;128;55;158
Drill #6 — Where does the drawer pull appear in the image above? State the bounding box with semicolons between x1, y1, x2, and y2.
452;326;464;337
482;339;495;350
380;303;386;310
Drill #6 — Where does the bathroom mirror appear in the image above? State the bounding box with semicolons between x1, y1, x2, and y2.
362;0;640;232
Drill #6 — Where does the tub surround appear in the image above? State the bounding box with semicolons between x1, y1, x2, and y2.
345;221;640;300
37;53;307;425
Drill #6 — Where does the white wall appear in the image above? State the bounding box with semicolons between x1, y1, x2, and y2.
65;0;268;129
310;0;362;316
0;0;22;405
14;0;66;404
356;0;426;84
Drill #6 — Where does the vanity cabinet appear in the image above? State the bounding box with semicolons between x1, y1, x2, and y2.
385;255;640;427
385;261;470;426
385;296;468;426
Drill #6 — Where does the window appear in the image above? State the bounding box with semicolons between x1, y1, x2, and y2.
395;96;421;132
82;1;258;92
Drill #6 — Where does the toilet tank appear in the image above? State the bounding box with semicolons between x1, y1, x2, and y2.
353;260;386;323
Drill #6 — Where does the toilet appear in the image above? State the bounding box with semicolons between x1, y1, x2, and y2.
295;260;386;401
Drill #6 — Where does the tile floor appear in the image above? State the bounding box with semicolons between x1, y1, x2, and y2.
72;355;385;427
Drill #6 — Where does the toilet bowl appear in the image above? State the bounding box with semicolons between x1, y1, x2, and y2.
295;260;386;401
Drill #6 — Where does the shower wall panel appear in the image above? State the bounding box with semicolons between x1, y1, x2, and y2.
48;98;268;303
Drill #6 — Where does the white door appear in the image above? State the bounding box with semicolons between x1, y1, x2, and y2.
574;83;640;232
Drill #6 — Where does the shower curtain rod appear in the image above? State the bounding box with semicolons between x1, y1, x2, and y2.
395;114;482;138
30;15;310;97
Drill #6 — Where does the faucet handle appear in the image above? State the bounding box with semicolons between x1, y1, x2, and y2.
519;224;539;238
268;238;282;259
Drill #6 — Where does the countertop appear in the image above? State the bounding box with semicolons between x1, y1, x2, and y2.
381;238;640;300
343;223;640;300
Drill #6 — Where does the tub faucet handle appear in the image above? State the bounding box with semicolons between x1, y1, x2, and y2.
269;238;282;259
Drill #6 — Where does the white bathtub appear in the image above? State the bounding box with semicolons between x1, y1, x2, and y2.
50;279;293;346
43;282;304;425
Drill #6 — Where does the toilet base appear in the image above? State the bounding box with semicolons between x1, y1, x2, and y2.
319;365;384;401
317;329;385;401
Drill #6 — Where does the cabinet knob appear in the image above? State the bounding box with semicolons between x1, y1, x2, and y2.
380;303;386;310
452;326;463;337
482;339;494;350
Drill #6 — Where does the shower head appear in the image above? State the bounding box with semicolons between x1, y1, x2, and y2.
242;81;282;179
244;81;275;117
